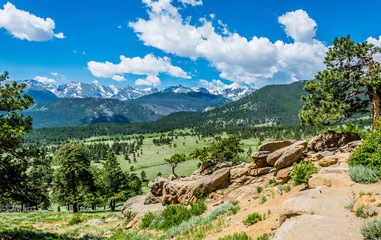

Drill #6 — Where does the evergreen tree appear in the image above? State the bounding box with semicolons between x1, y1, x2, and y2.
299;35;381;131
0;71;39;206
52;142;93;213
164;153;186;177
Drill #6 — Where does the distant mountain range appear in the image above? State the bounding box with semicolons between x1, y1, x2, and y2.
26;91;231;128
17;80;256;101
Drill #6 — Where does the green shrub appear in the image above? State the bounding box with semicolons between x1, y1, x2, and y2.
67;214;82;225
242;212;263;226
260;195;267;205
291;161;317;185
361;219;381;239
349;165;380;184
189;200;207;216
349;123;381;176
256;186;263;193
268;179;276;185
355;206;377;218
150;200;207;230
194;187;206;199
218;232;252;240
140;211;157;229
255;233;272;240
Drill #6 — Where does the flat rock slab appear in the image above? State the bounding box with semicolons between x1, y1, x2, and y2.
273;215;363;240
309;172;354;188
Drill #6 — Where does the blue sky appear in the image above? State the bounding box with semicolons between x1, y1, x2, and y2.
0;0;380;90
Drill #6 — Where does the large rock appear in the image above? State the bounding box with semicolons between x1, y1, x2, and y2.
273;215;363;240
308;172;354;188
274;143;306;171
148;176;169;196
144;192;161;205
307;130;361;152
352;194;375;211
258;140;297;153
251;151;271;168
192;160;233;176
338;140;363;153
268;141;307;167
279;189;320;224
121;195;165;229
318;155;339;167
276;166;293;184
162;167;230;205
248;167;274;176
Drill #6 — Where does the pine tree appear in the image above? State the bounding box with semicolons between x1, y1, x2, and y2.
164;153;186;177
299;35;381;131
52;141;94;213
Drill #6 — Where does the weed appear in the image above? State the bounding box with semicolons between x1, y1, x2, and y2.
242;212;263;226
256;186;263;193
355;206;377;218
260;195;267;205
67;214;82;226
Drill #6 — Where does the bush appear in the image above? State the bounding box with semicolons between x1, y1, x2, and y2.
361;219;381;239
150;200;207;230
349;123;381;176
355;206;377;218
140;211;157;229
242;212;263;226
256;186;262;193
218;232;252;240
194;187;206;199
291;161;317;185
67;214;82;225
189;200;207;216
349;165;380;184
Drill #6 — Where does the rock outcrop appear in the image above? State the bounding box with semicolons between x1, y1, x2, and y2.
307;130;361;152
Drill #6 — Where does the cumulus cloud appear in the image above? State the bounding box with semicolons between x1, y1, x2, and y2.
278;10;317;43
34;76;56;83
178;0;202;6
367;36;381;62
130;1;327;87
199;79;241;92
0;2;64;41
88;53;190;85
135;75;161;86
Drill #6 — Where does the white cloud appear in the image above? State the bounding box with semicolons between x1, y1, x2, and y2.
178;0;202;6
135;75;161;86
34;76;56;83
51;72;58;76
199;79;240;92
92;80;99;84
278;10;317;43
367;36;381;62
0;2;64;41
130;1;327;87
88;53;190;85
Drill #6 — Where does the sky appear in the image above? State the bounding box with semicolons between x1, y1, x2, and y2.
0;0;380;91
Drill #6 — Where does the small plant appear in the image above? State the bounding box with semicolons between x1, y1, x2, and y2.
349;165;380;184
256;186;263;193
242;212;263;226
345;192;357;211
291;161;317;185
67;214;82;225
284;184;291;192
260;195;267;205
355;206;376;218
189;200;207;216
256;233;272;240
229;205;240;215
140;211;157;229
268;179;276;185
218;232;252;240
361;219;381;239
252;195;260;200
194;187;206;199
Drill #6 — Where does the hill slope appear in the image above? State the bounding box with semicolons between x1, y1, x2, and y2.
154;80;307;129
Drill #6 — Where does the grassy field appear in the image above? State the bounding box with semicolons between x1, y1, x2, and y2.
0;211;122;238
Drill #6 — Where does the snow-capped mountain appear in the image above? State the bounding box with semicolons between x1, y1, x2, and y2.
208;86;256;101
16;80;254;101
